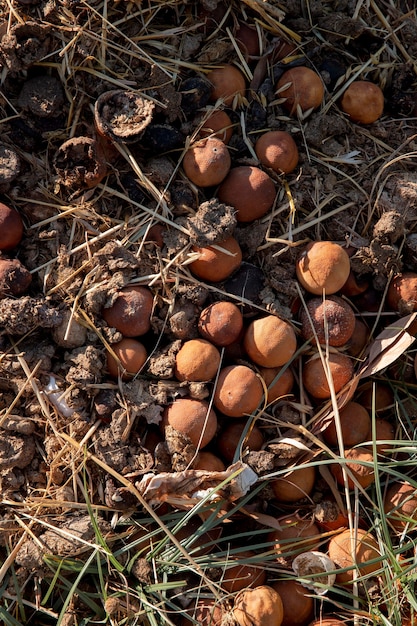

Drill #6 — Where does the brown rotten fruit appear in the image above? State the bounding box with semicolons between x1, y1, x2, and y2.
233;585;284;626
330;447;375;489
102;286;153;337
183;137;231;187
300;295;356;347
189;235;242;282
221;550;266;593
271;579;314;626
323;401;371;447
271;465;316;503
216;421;264;463
162;397;217;449
302;352;354;400
217;165;276;223
296;241;351;295
340;80;384;124
276;66;324;116
207;64;246;106
0;203;24;250
198;300;243;346
328;527;381;584
107;338;147;379
387;272;417;313
198;109;233;144
268;515;320;564
384;481;417;531
0;258;32;298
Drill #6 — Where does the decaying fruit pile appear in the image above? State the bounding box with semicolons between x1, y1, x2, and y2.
1;0;417;625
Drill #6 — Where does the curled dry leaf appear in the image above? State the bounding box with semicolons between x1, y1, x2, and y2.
135;461;258;509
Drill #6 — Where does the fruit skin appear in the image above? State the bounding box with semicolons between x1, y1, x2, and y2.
199;109;233;143
300;295;356;347
323;401;371;447
198;300;243;346
276;66;324;115
180;599;225;626
302;352;354;399
340;80;384;124
255;130;299;174
384;481;417;531
0;203;24;250
271;579;314;626
328;527;381;584
207;64;246;106
216;421;263;463
107;337;147;379
162;397;217;449
221;550;267;593
296;241;351;295
183;137;231;187
194;451;226;472
271;465;316;503
189;236;242;282
233;584;284;626
259;366;294;403
174;338;221;382
213;364;264;417
102;286;153;337
217;165;276;222
244;315;297;368
0;258;32;298
308;620;345;626
387;272;417;313
268;515;320;564
330;446;375;489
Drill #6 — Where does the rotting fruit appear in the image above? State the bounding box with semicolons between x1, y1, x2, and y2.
198;109;233;143
243;314;297;368
106;338;147;379
302;351;354;399
102;285;153;337
216;421;264;463
221;550;267;593
271;579;314;626
217;165;276;222
255;130;299;174
189;235;242;282
207;64;246;106
330;446;375;489
328;527;381;584
271;465;316;503
259;365;294;403
198;300;243;346
161;397;217;450
323;401;371;447
276;66;324;116
174;338;221;382
340;80;384;124
386;271;417;314
233;584;284;626
182;136;231;187
180;599;225;626
384;481;417;531
296;241;351;295
213;364;264;417
0;203;24;250
268;515;320;565
0;258;32;298
299;295;356;347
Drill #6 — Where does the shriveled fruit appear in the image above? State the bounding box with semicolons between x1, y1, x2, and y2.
255;130;299;174
328;528;381;583
300;296;355;347
384;481;417;531
271;579;314;626
207;64;246;106
296;241;351;295
106;338;147;379
330;447;375;489
102;286;153;337
189;236;242;282
323;401;371;447
198;300;243;346
174;338;221;382
271;465;316;503
213;364;264;417
340;80;384;124
302;352;354;399
276;66;324;116
268;515;320;565
183;137;231;187
217;165;276;222
162;397;217;449
221;550;266;593
244;315;297;368
233;585;284;626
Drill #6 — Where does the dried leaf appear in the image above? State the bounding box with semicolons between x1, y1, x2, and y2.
358;312;417;379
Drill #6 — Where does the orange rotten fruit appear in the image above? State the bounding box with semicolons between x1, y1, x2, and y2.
189;235;242;282
207;64;246;106
174;338;221;382
302;351;354;400
323;401;371;447
259;365;294;403
271;465;316;503
162;397;217;449
328;527;381;584
244;315;297;368
216;420;264;463
276;66;324;116
255;130;299;174
221;550;266;593
183;136;231;187
199;109;233;143
330;446;375;489
213;364;264;417
198;300;243;346
271;579;314;626
268;515;320;565
107;338;147;379
384;481;417;531
340;80;384;124
233;585;284;626
102;286;153;337
296;241;351;295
